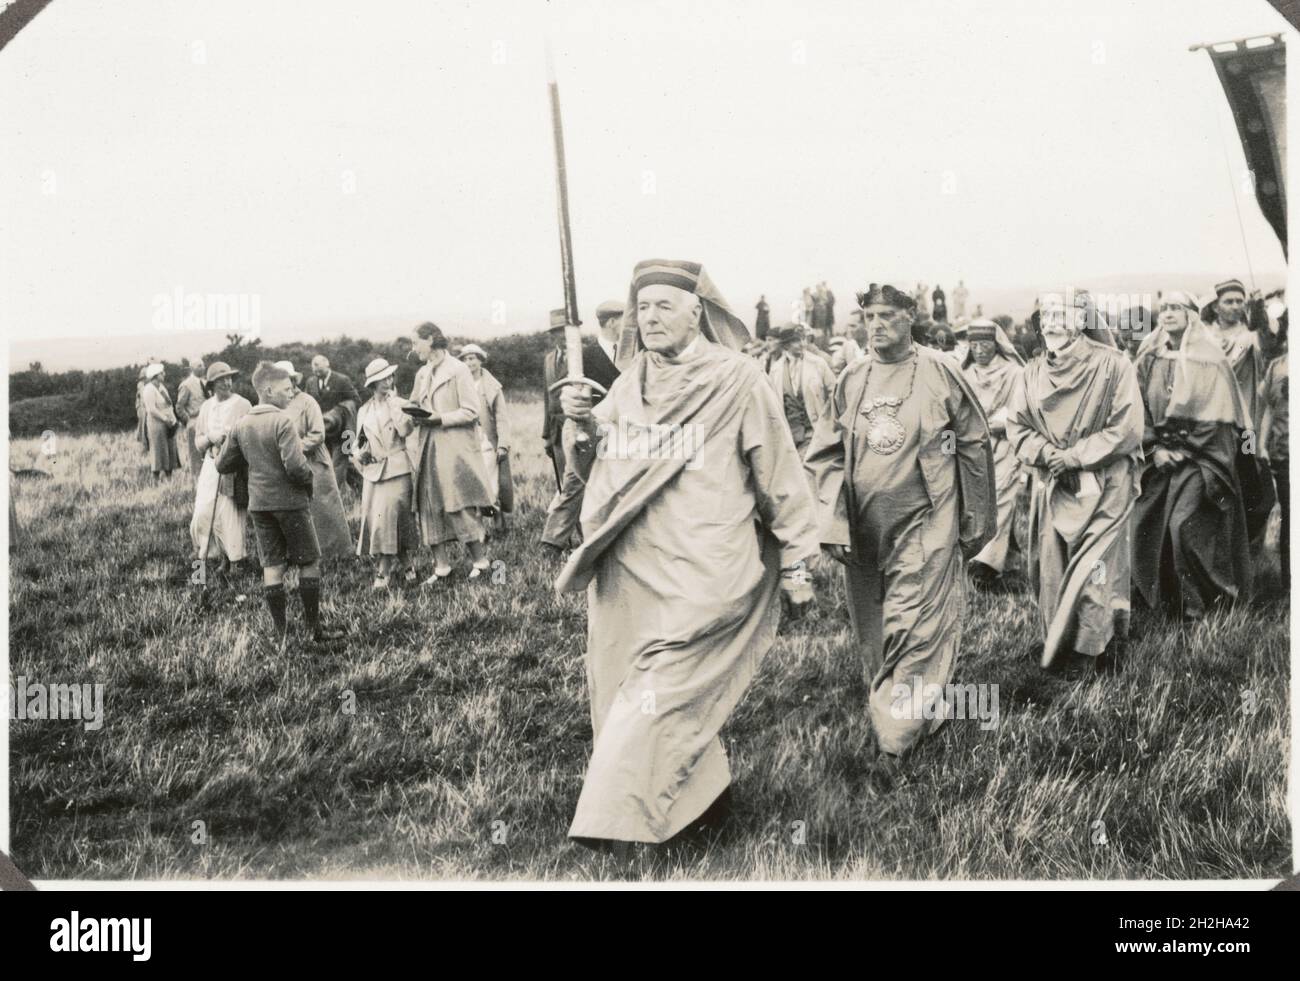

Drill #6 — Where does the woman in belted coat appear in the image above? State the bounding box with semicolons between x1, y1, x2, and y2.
407;322;493;582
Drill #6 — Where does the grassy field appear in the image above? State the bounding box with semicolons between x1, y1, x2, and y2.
7;395;1292;881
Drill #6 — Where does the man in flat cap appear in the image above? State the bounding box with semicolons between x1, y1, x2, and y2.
554;258;819;849
806;283;995;781
766;321;836;459
594;299;626;372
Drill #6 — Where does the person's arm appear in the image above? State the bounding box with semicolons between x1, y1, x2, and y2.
193;401;213;452
300;398;326;454
433;369;481;428
741;378;821;569
214;426;245;474
1056;359;1144;470
802;371;851;554
1004;370;1053;467
276;416;314;489
946;370;997;559
493;389;510;452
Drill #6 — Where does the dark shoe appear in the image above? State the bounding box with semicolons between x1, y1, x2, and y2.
310;623;347;643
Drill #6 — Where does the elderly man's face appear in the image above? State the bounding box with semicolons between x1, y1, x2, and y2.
971;339;996;365
1217;291;1246;325
312;358;330;379
861;303;913;357
637;284;701;356
194;363;206;376
782;336;804;357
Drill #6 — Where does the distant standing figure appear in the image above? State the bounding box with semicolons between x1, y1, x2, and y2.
755;295;771;340
135;367;150;452
932;284;948;323
914;283;930;319
952;280;969;320
175;362;208;478
141;363;180;478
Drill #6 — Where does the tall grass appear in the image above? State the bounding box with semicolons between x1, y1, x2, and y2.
7;398;1291;880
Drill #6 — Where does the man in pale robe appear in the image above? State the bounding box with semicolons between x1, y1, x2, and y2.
962;320;1025;582
277;361;354;558
1132;292;1255;619
1004;291;1143;672
555;258;818;847
1201;278;1282;555
805;283;995;773
765;322;835;459
191;363;252;576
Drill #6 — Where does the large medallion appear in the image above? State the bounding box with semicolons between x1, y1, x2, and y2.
863;397;906;455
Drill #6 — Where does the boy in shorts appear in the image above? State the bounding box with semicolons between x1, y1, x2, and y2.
217;361;346;645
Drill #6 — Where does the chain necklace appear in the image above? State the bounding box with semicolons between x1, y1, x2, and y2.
859;348;919;455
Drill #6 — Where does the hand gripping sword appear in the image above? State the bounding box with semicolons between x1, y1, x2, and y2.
545;38;606;450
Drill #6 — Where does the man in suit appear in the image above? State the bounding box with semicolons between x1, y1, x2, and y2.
175;361;208;479
541;308;619;492
304;354;360;496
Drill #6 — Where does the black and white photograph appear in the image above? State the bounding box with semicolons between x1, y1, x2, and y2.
1;0;1296;903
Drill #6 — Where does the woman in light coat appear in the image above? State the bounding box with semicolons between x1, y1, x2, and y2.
141;363;180;477
407;322;493;582
354;358;419;588
190;362;251;577
459;343;511;532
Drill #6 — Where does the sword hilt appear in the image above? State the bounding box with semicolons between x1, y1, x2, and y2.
549;376;608;445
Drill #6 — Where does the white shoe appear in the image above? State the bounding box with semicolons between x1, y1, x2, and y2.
422;567;452;586
372;576;390;590
468;559;491;580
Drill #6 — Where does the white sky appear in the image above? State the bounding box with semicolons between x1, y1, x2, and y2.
0;0;1292;344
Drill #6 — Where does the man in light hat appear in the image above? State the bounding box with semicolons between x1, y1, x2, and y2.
304;354;361;497
806;283;995;777
1004;290;1143;672
766;322;835;459
961;320;1025;585
276;360;353;558
175;361;208;479
554;258;819;849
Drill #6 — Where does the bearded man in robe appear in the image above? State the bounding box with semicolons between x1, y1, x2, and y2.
805;283;996;780
554;258;819;848
1004;290;1144;673
962;320;1026;584
1132;291;1257;619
